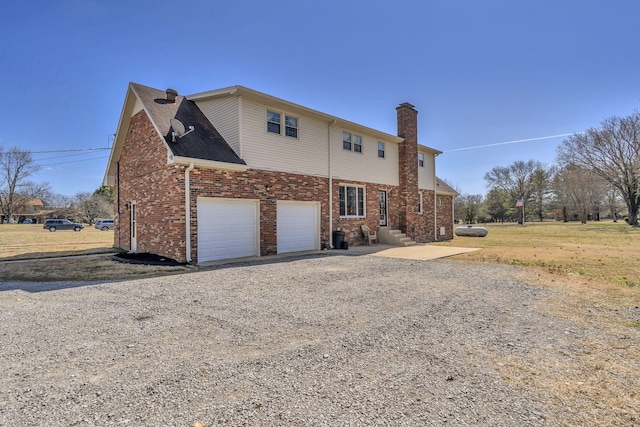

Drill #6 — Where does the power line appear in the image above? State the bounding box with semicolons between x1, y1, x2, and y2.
30;148;110;154
443;133;578;153
39;156;110;166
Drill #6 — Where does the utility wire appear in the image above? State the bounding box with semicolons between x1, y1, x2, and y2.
39;156;110;166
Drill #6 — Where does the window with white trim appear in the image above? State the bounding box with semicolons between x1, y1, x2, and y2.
343;131;362;153
267;110;281;134
285;115;298;138
418;193;423;214
267;110;298;138
418;153;424;167
378;141;385;158
354;135;362;153
339;185;365;217
342;132;352;150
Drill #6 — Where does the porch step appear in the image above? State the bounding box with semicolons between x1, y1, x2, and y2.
378;227;417;247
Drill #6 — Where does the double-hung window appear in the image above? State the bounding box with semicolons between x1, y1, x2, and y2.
267;111;281;134
343;131;362;153
378;142;385;158
267;110;298;138
342;132;352;150
418;153;424;167
339;185;365;217
285;116;298;138
353;135;362;153
418;193;423;214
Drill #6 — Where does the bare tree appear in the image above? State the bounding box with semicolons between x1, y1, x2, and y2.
557;112;640;225
554;164;607;223
0;147;41;223
73;192;113;225
484;160;549;224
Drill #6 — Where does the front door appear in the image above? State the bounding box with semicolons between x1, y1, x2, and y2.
130;201;137;252
379;190;388;226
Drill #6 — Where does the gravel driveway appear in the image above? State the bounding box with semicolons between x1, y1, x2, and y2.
1;253;638;426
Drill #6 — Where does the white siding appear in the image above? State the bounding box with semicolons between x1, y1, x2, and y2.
195;96;241;156
132;98;144;116
330;126;399;186
418;153;436;190
240;99;328;176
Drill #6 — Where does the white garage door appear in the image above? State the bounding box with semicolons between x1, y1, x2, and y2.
277;201;320;254
197;197;259;262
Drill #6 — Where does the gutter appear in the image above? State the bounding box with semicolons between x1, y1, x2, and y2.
185;162;195;263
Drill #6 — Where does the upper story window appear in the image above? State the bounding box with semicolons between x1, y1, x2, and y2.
343;131;362;153
418;153;424;167
267;110;298;138
378;142;385;158
285;116;298;138
267;111;281;134
339;185;365;217
354;135;362;153
342;132;352;150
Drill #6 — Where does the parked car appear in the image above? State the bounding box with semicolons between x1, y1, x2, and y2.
22;219;34;224
95;219;114;231
43;219;84;232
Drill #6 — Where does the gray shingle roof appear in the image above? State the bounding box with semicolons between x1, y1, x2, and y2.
131;83;245;165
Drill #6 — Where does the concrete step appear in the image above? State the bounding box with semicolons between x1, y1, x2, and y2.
379;228;417;247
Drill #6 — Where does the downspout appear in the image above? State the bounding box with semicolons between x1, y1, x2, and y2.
328;119;337;248
185;162;195;263
116;161;121;249
433;153;440;241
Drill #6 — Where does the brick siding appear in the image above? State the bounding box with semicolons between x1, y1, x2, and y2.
115;107;455;263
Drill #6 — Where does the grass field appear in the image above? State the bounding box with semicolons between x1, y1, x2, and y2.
435;220;640;288
0;224;115;260
0;224;187;281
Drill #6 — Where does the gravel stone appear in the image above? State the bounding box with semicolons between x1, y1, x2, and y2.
0;255;636;426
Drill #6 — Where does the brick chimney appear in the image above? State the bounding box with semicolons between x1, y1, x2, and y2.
397;102;419;239
166;88;178;103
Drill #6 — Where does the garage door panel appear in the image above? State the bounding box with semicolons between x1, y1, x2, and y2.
197;198;258;262
277;201;319;254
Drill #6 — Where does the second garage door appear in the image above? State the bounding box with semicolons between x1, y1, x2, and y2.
197;197;259;262
277;201;320;254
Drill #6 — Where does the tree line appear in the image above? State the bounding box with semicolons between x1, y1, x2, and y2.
455;111;640;226
0;147;113;224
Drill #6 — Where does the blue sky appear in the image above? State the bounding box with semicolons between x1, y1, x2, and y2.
1;0;639;197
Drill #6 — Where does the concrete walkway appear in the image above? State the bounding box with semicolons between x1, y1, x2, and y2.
345;243;480;260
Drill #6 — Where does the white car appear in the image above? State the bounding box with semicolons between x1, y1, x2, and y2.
95;219;114;231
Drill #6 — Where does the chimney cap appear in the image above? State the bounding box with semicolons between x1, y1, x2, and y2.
166;88;178;103
396;102;416;111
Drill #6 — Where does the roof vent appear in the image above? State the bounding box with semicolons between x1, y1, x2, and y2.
166;88;178;103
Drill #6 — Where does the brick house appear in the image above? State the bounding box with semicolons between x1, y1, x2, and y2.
103;83;457;263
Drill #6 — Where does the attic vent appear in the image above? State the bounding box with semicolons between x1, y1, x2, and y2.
166;88;178;103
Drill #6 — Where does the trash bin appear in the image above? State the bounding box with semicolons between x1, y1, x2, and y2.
332;230;345;249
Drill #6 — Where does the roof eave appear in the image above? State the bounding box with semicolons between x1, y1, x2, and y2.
188;85;404;144
171;156;250;172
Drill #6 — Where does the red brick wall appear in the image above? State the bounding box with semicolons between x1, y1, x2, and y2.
115;111;187;262
331;180;400;247
436;194;455;240
188;169;330;260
